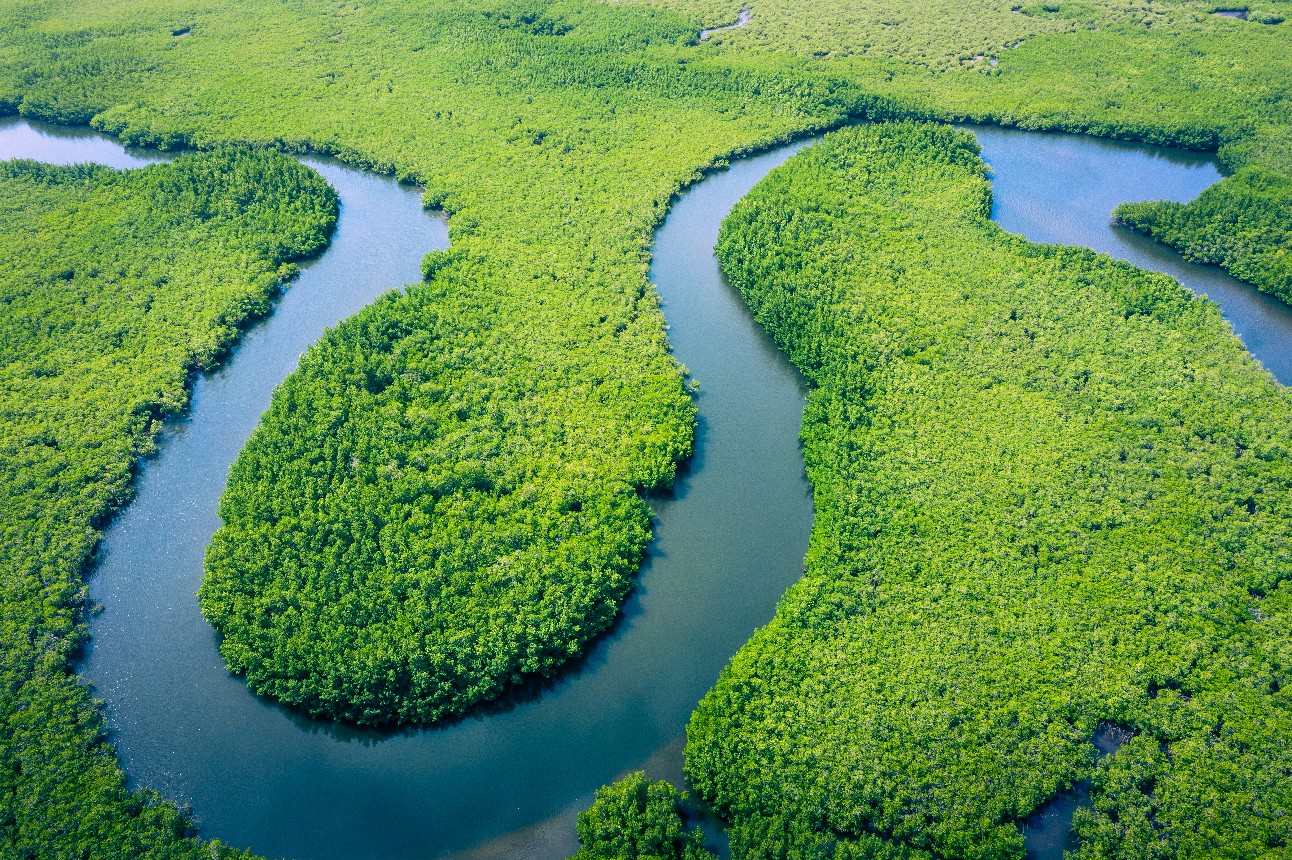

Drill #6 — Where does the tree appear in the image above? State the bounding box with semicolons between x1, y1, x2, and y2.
572;773;716;860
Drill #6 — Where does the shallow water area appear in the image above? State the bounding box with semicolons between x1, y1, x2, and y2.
700;7;751;39
0;116;172;167
1021;724;1132;859
2;116;1288;860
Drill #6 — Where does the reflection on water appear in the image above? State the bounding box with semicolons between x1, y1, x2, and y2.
972;125;1291;385
1;116;1285;860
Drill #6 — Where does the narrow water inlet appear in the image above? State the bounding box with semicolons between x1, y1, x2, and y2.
971;124;1292;385
1;117;1286;860
1021;724;1135;860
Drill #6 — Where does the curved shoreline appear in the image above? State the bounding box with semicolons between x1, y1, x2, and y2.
0;119;816;860
1;117;1288;860
700;7;751;40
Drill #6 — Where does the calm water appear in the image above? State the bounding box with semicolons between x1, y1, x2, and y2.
1;116;1286;860
973;126;1292;384
0;118;814;859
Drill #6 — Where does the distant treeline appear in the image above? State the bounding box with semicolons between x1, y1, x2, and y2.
0;148;335;858
637;0;1292;296
689;122;1292;859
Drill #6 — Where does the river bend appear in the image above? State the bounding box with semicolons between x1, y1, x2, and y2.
0;116;1287;860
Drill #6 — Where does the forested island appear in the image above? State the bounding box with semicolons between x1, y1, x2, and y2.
0;0;1288;858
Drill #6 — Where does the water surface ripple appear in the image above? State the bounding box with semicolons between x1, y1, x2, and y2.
0;117;1286;860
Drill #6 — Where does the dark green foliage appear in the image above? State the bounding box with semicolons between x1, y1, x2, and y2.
0;150;334;858
1116;164;1292;303
199;272;685;723
572;773;716;860
688;123;1292;860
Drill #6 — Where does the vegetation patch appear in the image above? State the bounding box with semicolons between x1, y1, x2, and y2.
0;0;1289;854
198;270;687;724
687;122;1292;859
572;773;716;860
1115;164;1292;303
0;149;335;858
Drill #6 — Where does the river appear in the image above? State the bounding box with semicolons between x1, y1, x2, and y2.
0;116;1286;860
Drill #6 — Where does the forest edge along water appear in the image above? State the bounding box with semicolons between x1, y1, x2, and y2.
0;116;1287;860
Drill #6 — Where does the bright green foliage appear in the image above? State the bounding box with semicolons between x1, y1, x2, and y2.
688;123;1292;859
111;0;873;725
634;0;1152;66
641;0;1292;292
634;0;1292;72
572;773;716;860
0;150;333;858
1116;165;1292;303
0;0;872;848
0;0;1290;853
198;276;684;723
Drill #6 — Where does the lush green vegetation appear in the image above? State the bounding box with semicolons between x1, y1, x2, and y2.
197;273;688;723
571;773;716;860
1115;165;1292;302
0;0;870;849
642;0;1292;290
687;122;1292;859
143;1;873;725
0;0;1286;729
0;150;334;857
0;0;1289;854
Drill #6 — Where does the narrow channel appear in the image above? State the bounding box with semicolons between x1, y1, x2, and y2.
1;117;1286;860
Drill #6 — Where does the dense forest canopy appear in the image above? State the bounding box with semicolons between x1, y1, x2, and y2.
1115;166;1292;303
632;0;1292;299
0;149;335;858
0;0;1287;856
689;121;1291;860
570;772;716;860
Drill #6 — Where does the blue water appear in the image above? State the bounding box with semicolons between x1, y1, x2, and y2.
0;116;1285;860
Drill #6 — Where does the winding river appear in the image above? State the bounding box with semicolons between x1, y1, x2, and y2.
1;116;1288;860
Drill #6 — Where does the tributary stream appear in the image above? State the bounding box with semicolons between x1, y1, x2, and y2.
1;116;1287;860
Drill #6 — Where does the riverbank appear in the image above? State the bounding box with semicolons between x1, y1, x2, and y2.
5;115;1287;858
